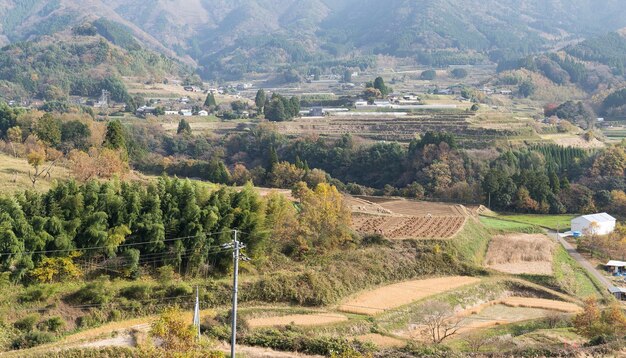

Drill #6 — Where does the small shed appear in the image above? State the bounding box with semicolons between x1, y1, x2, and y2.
571;213;616;236
609;286;626;300
606;260;626;275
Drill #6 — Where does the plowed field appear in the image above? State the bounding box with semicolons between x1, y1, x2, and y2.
348;197;470;239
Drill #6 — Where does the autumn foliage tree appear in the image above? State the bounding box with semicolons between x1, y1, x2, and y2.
150;308;197;351
574;297;626;339
293;182;352;254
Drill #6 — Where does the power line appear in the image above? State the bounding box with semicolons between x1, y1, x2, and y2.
0;229;238;257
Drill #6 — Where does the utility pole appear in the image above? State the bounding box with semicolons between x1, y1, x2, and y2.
231;231;239;358
193;286;200;341
220;229;251;358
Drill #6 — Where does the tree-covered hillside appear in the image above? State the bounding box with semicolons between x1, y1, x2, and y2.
0;28;185;101
2;0;626;79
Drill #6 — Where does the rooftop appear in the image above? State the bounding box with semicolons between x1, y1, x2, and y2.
574;213;616;223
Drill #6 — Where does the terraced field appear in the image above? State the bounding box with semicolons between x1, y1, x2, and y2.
275;111;520;148
348;196;470;239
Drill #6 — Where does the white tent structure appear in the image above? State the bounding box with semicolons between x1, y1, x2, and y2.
571;213;616;236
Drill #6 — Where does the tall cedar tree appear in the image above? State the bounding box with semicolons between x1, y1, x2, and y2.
255;89;266;111
103;119;126;151
204;93;217;107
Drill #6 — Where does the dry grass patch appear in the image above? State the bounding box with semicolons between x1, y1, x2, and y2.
485;234;555;275
501;297;582;313
353;333;405;348
246;313;348;328
338;276;481;316
0;153;72;194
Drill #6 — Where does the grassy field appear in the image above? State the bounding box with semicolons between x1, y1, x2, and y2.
0;153;72;195
480;216;542;233
487;214;576;231
552;246;604;299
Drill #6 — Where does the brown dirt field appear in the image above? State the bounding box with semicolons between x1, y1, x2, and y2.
338;276;481;316
377;200;468;217
349;197;470;239
485;234;555;275
352;213;467;239
353;334;406;348
489;262;554;275
501;297;582;313
246;313;348;328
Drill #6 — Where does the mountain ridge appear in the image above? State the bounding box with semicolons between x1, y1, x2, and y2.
2;0;626;79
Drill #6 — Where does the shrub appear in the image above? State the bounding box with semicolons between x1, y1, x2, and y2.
12;331;56;349
242;328;356;356
119;284;152;300
67;281;111;305
40;316;66;333
14;314;40;332
360;234;388;247
77;309;109;329
19;286;54;303
156;265;175;285
162;283;193;297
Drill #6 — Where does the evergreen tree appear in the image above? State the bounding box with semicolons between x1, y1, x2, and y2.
373;77;389;96
204;93;217;107
268;147;279;170
266;98;287;122
289;96;301;118
35;113;62;147
103;119;126;151
255;89;266;111
177;119;192;135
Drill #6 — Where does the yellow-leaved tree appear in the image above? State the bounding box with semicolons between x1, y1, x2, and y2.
150;307;197;351
293;182;353;254
29;252;82;283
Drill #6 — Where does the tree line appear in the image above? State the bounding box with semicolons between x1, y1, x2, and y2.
0;177;352;284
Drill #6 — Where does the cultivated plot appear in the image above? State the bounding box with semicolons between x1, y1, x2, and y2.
246;313;348;328
485;234;556;275
338;276;481;316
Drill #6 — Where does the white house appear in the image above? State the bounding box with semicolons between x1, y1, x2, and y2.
197;110;209;117
180;109;193;117
571;213;616;236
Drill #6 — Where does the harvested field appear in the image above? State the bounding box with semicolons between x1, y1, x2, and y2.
485;234;556;275
247;313;348;328
353;334;405;348
338;276;481;316
350;197;470;239
273;112;513;148
456;305;556;334
501;297;582;313
377;200;469;217
353;213;467;239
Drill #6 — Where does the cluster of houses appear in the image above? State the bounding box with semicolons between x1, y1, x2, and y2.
136;106;210;117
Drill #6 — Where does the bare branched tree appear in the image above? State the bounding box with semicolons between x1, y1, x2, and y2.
412;301;461;344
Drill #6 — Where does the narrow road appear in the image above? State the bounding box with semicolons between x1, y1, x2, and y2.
547;231;612;290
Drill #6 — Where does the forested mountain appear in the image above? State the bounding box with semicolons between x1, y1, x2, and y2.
0;24;186;101
2;0;626;79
